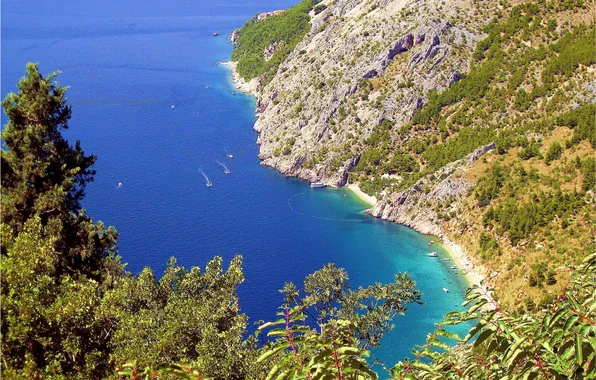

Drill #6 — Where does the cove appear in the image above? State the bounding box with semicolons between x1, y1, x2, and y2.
1;0;471;365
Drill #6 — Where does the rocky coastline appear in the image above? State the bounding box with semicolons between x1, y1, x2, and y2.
224;0;495;291
226;55;489;291
219;61;261;95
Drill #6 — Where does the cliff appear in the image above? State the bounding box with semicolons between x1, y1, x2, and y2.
368;143;495;236
251;0;492;185
231;0;596;310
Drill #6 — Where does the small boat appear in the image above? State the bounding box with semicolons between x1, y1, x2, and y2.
443;258;450;261
443;288;450;293
227;154;234;158
212;32;220;36
428;240;435;246
450;265;458;269
427;252;438;257
199;170;213;188
171;105;175;109
310;182;326;188
117;182;123;188
216;161;230;174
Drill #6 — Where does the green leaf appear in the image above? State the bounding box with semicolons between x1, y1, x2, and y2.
429;338;451;351
265;364;281;380
473;327;494;348
564;315;579;331
267;329;288;337
464;321;487;342
576;334;583;364
435;328;461;341
257;343;290;363
336;346;360;356
275;369;293;380
260;319;287;330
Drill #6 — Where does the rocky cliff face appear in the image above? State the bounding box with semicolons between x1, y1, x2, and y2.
233;0;596;309
368;143;495;235
250;0;494;186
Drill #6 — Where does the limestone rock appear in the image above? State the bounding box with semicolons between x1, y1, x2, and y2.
368;143;495;235
241;0;487;185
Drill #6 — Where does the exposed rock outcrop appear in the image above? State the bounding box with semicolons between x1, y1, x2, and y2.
230;29;239;44
264;41;284;61
245;0;490;185
367;143;495;235
224;61;262;94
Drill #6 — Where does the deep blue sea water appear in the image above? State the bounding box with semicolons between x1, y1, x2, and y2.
1;0;471;368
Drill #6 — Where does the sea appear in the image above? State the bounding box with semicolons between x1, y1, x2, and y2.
1;0;471;368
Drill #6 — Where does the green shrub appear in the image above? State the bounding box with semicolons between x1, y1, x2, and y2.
231;0;315;82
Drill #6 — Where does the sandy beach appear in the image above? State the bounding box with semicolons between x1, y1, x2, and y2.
440;237;485;290
344;182;485;289
347;183;377;206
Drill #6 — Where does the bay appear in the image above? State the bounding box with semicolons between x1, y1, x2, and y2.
1;0;470;365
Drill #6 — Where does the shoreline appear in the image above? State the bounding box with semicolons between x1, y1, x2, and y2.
344;180;483;290
439;238;484;289
346;183;377;207
225;57;486;295
218;61;260;96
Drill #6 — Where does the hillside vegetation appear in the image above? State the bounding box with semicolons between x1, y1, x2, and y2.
236;0;595;311
231;0;318;82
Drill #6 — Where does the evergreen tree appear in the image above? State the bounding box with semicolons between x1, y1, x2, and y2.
1;63;118;280
1;64;256;379
1;63;121;377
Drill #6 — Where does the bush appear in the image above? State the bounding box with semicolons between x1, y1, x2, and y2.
314;4;327;14
231;0;315;81
544;141;563;164
555;103;596;148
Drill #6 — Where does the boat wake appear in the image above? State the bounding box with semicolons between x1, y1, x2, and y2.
287;193;363;223
216;161;230;174
199;170;213;187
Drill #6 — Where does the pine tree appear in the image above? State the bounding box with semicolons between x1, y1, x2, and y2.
1;63;121;377
1;62;118;279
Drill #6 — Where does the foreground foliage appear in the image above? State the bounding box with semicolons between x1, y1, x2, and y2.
253;266;422;379
1;64;255;379
1;63;121;378
126;254;596;379
392;253;596;379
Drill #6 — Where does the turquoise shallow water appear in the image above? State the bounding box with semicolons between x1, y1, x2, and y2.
1;0;471;367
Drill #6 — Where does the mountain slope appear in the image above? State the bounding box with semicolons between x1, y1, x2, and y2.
232;0;595;310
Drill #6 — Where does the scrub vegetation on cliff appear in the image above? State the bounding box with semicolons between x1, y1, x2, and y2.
231;0;320;83
235;0;594;313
